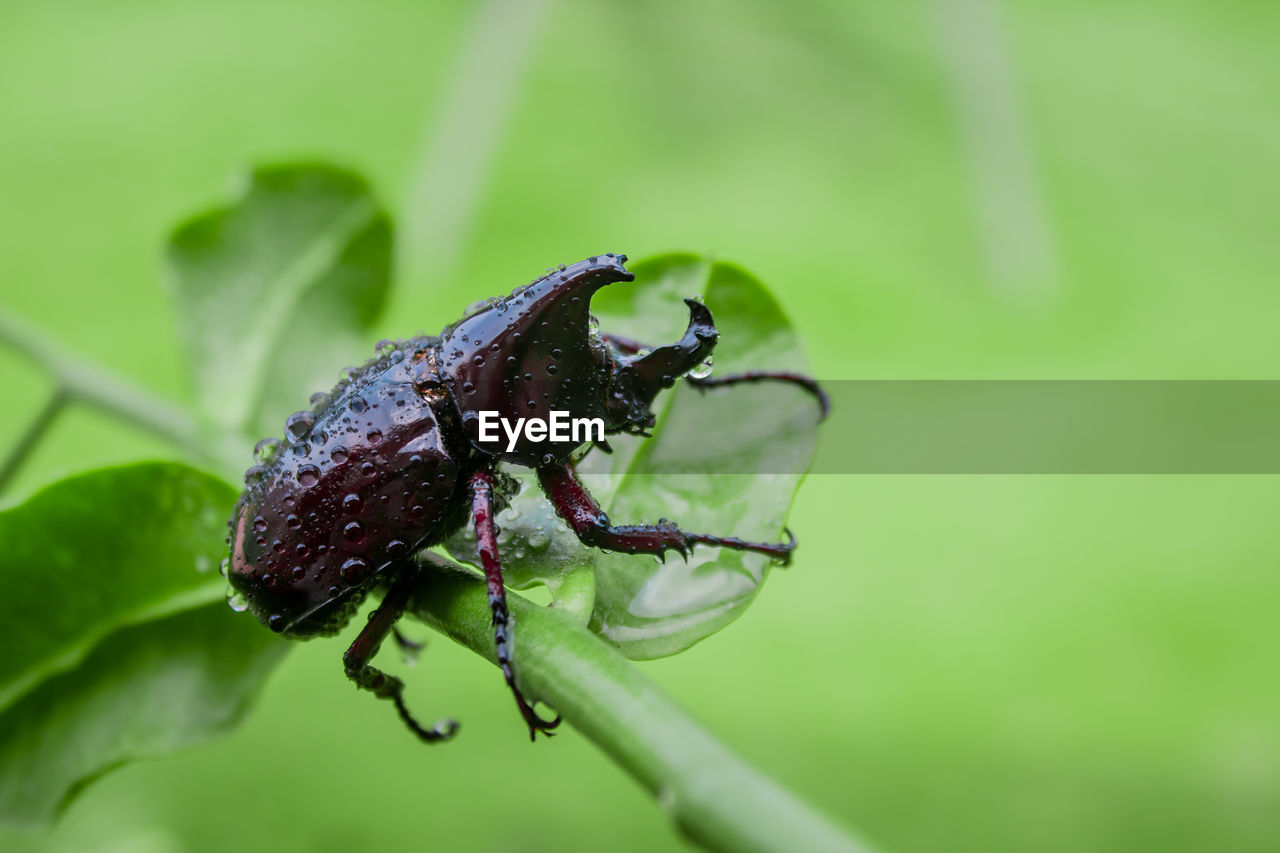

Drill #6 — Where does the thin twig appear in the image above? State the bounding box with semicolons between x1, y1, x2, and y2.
0;305;211;466
0;386;69;493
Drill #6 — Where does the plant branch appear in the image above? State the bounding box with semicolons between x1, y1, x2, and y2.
407;555;874;853
0;306;210;468
0;386;69;493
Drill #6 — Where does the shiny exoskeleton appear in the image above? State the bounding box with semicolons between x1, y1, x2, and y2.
227;254;828;742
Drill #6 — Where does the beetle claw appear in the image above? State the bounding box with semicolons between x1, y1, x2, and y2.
520;705;562;741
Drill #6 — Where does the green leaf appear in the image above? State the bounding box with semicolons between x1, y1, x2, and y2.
166;162;392;443
0;602;285;826
0;463;287;825
446;254;821;658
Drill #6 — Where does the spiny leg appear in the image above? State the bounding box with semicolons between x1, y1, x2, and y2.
471;469;561;741
687;371;829;420
600;332;829;420
537;463;797;565
392;627;425;665
393;627;425;653
343;568;458;743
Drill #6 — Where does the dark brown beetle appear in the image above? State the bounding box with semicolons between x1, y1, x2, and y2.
226;254;827;741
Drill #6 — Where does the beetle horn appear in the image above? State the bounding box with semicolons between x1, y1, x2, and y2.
620;298;719;397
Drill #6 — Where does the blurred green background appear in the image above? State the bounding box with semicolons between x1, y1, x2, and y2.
2;0;1278;850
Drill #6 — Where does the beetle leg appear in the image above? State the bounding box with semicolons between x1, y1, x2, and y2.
392;627;425;653
537;463;798;565
599;333;828;420
471;469;562;741
343;569;458;743
687;371;830;420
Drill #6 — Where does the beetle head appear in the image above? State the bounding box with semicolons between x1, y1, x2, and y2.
603;298;718;434
437;254;718;466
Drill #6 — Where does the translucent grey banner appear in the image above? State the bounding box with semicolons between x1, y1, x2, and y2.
639;380;1280;474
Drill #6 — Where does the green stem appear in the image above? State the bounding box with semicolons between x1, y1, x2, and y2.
408;557;874;853
0;306;209;465
0;386;68;493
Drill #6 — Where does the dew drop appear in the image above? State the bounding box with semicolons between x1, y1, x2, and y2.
298;465;320;487
268;613;286;633
688;353;714;380
243;465;267;485
527;528;551;551
366;429;383;444
253;516;268;533
219;557;231;577
587;315;600;334
285;411;316;441
226;590;250;613
286;514;301;529
309;391;330;409
343;493;363;512
253;437;282;464
350;397;368;415
343;521;365;542
331;447;349;465
340;557;368;581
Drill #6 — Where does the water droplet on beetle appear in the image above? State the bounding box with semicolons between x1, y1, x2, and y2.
298;465;320;487
366;429;382;444
268;613;286;632
587;315;600;334
688;353;714;380
340;557;367;581
331;447;349;465
309;391;330;409
219;557;231;577
243;465;267;485
253;437;281;464
253;516;268;533
343;493;363;512
227;590;249;612
285;411;316;441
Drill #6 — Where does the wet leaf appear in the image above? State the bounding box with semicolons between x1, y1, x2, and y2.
446;254;821;658
167;162;392;442
0;463;287;825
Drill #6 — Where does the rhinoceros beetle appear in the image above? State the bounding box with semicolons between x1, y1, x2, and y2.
226;254;828;742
